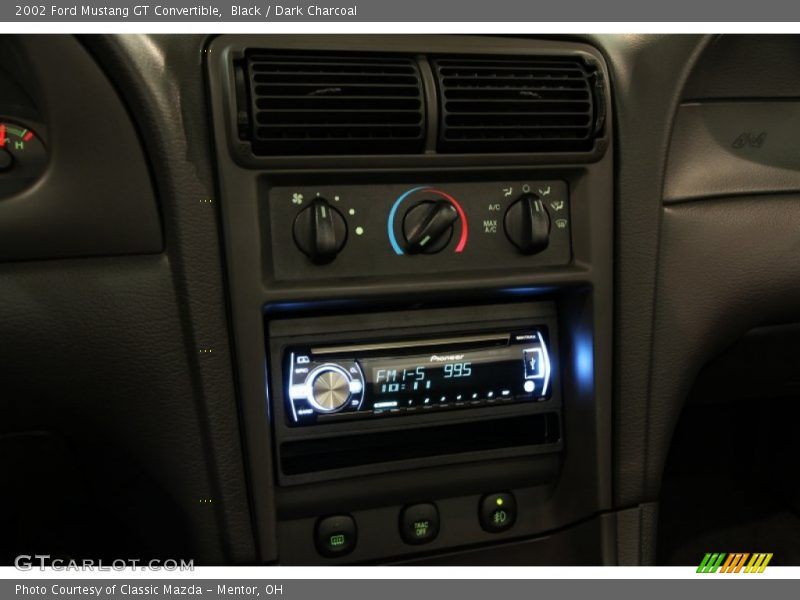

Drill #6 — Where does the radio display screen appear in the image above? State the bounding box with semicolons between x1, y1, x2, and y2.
362;347;528;408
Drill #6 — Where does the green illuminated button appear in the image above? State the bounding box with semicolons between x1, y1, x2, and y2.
479;492;517;533
400;503;440;545
315;515;357;558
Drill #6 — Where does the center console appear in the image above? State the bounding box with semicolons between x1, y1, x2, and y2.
207;35;614;565
271;302;560;485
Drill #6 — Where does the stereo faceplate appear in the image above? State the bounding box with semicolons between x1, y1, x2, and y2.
285;329;553;426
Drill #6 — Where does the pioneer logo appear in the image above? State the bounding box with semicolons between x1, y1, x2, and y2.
429;354;465;362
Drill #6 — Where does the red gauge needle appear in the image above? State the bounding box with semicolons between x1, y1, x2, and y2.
0;124;6;147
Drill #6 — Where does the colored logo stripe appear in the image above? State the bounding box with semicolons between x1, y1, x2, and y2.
745;553;773;573
719;553;749;573
698;552;773;573
697;553;726;573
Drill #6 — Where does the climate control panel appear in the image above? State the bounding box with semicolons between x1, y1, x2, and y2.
267;181;571;281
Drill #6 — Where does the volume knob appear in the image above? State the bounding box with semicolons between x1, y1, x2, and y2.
308;366;352;413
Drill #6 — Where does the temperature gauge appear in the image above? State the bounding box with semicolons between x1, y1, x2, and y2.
0;119;48;196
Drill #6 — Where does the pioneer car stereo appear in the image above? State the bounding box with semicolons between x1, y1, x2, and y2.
285;329;552;426
267;302;563;484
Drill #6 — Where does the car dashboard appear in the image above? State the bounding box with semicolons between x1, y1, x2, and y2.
2;34;799;566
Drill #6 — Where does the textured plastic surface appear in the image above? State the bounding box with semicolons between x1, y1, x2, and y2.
0;36;162;261
665;101;800;202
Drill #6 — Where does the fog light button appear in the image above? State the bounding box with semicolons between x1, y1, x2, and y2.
479;492;517;533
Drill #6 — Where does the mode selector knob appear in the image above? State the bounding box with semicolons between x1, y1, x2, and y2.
403;199;459;254
307;365;352;413
293;197;347;264
504;193;551;255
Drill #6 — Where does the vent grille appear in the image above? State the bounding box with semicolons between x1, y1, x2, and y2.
244;51;426;155
432;56;602;153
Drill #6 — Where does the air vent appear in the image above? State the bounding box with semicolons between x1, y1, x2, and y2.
432;56;604;153
243;51;426;155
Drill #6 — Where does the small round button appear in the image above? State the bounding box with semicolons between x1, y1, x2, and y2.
479;492;517;533
307;366;351;413
315;514;357;558
399;503;440;545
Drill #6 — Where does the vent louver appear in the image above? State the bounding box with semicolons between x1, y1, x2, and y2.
244;51;426;155
432;56;603;153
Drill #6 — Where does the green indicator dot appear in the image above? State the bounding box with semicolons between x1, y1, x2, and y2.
496;498;504;506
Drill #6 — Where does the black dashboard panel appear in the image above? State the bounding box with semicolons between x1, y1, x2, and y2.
0;36;162;261
665;101;800;202
8;32;793;568
1;34;256;566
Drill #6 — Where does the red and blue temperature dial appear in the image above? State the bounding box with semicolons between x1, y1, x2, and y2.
387;186;469;255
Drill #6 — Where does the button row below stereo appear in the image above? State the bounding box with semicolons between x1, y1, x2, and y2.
372;393;529;413
315;393;537;422
315;492;517;558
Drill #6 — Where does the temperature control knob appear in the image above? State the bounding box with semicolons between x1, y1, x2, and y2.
402;199;459;254
504;193;550;254
307;365;352;413
293;197;347;264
